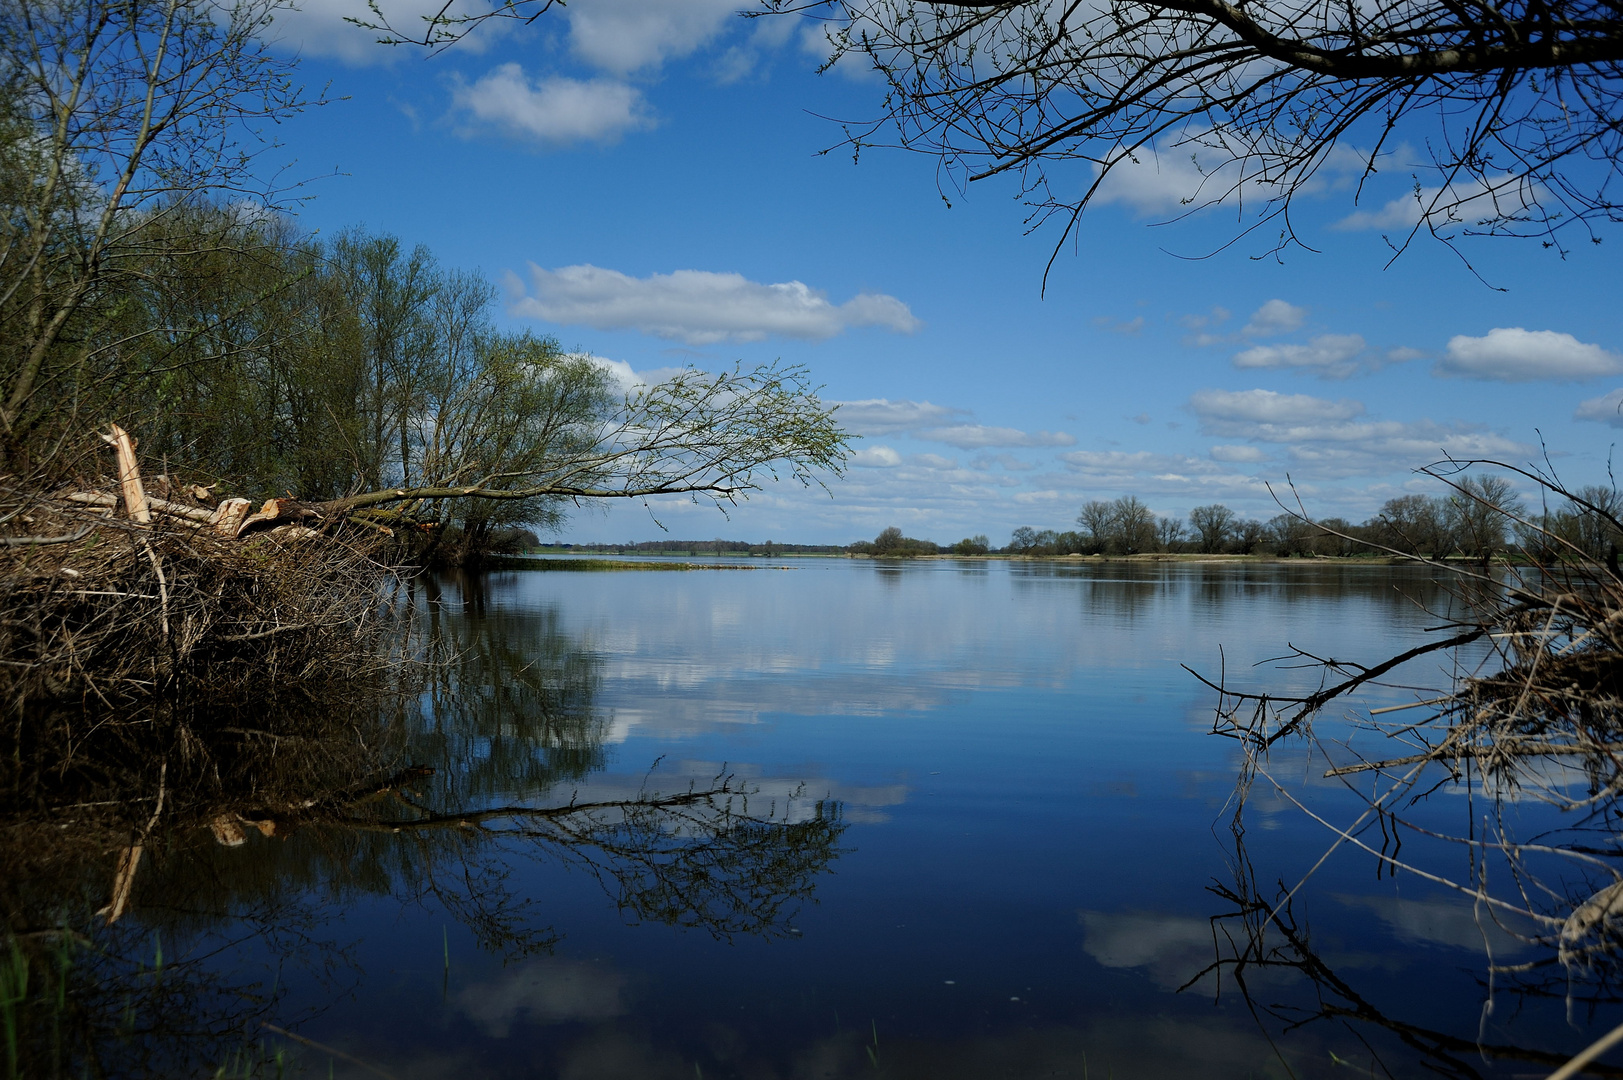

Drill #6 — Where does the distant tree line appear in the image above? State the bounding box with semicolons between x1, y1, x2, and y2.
550;539;847;556
848;478;1623;561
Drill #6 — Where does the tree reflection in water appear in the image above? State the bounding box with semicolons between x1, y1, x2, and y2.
1185;790;1623;1078
0;574;845;1078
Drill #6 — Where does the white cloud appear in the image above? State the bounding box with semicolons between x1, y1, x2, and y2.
564;0;741;75
1190;388;1364;426
266;0;495;64
1093;147;1283;217
850;445;903;468
1233;333;1367;377
915;425;1076;450
1189;388;1528;479
1052;450;1273;500
507;264;920;344
573;353;687;394
832;399;966;437
1335;174;1538;232
1210;445;1268;463
449;66;651;146
1241;299;1306;337
1576;389;1623;428
1439;327;1622;382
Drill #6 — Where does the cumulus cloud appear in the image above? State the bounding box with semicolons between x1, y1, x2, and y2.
915;425;1076;450
1241;299;1306;337
573;353;687;394
1233;333;1367;377
1092;147;1284;217
562;0;740;75
266;0;496;64
1576;389;1623;428
831;399;966;437
449;66;651;146
1439;327;1622;382
1053;450;1272;499
1335;174;1539;232
506;264;920;344
850;445;903;468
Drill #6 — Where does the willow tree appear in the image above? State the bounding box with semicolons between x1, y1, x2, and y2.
318;359;849;529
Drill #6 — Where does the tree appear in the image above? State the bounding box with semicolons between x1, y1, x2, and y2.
1076;501;1113;553
1189;504;1237;553
0;0;307;465
951;534;990;555
317;361;848;526
762;0;1623;265
1008;525;1040;553
1156;516;1186;551
1110;496;1157;554
1549;484;1623;559
1446;474;1525;561
1376;494;1453;558
1234;519;1268;554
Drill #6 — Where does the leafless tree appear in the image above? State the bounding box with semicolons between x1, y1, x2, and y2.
1189;503;1237;552
759;0;1623;270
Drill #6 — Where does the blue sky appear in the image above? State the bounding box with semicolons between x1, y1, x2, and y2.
265;0;1623;545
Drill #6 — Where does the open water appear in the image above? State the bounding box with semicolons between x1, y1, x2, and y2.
39;558;1623;1078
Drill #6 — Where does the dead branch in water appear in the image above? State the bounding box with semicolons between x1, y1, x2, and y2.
1200;458;1623;1022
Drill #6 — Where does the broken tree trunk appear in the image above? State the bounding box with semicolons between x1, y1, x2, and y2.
100;424;150;524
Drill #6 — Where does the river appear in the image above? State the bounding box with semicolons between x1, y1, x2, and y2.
7;557;1616;1078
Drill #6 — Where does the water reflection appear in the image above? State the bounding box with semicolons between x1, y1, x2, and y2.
10;559;1623;1079
1192;827;1622;1079
0;574;846;1078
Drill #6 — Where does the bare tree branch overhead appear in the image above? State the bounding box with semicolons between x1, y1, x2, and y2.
770;0;1623;267
748;0;1623;269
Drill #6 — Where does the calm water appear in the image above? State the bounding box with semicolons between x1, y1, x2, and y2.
28;559;1623;1078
